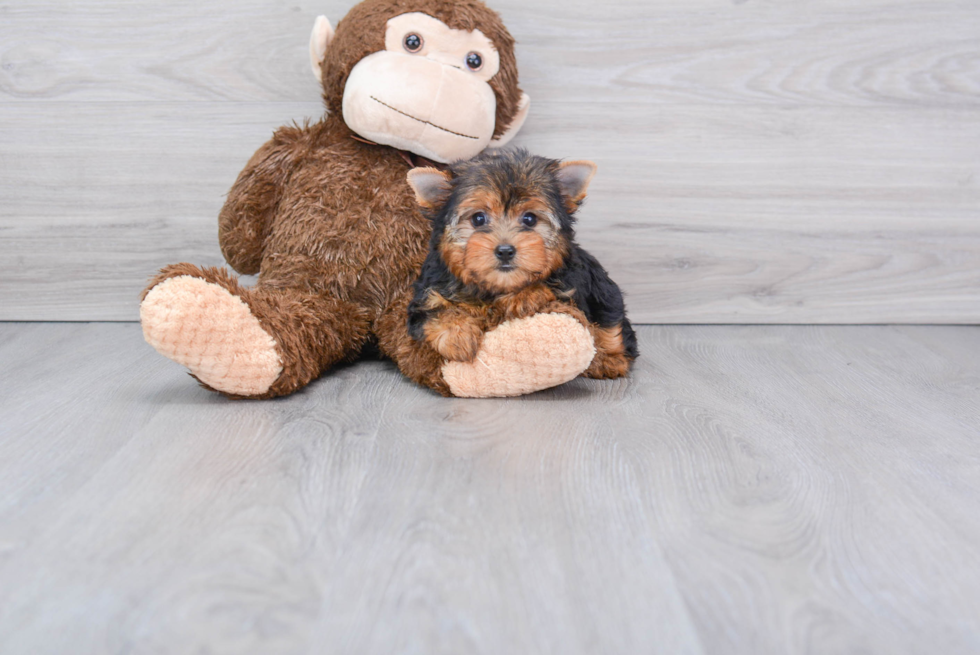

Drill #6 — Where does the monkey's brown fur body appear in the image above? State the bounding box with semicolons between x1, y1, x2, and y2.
142;0;567;399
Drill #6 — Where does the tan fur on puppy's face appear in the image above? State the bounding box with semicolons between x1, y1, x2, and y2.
439;195;568;294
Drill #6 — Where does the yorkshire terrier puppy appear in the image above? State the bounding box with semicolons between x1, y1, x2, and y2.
405;148;638;380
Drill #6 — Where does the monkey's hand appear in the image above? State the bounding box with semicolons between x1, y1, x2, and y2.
424;309;486;363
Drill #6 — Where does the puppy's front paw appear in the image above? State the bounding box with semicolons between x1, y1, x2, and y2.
425;316;485;362
499;285;558;320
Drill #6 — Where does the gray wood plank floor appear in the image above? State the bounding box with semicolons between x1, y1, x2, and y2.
1;323;978;654
2;0;979;322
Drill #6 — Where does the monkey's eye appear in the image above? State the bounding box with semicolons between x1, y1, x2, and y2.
404;33;423;53
521;212;538;228
465;52;483;71
471;212;488;228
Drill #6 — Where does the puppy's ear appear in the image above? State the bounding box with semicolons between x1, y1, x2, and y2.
407;167;453;210
556;161;597;213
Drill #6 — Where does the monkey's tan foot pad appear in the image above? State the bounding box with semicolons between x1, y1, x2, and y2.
140;276;283;397
442;312;596;398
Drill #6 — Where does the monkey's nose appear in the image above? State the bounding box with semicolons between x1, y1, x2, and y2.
494;244;516;262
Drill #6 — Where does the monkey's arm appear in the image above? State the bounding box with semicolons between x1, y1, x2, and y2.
218;125;307;275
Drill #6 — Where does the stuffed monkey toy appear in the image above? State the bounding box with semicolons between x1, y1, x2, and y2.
140;0;596;398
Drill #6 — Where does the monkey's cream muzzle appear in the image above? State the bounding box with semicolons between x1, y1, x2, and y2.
343;51;498;163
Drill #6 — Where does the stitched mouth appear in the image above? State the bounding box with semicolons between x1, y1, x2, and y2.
370;96;479;140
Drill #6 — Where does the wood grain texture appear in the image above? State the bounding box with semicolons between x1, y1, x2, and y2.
1;324;978;654
1;0;979;321
4;1;978;107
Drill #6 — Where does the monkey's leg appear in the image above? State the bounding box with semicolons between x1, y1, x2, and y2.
445;313;596;397
515;299;635;381
533;300;637;380
377;291;596;398
140;264;371;398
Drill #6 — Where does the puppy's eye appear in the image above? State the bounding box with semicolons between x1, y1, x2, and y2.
404;33;423;53
465;52;483;71
471;212;488;228
521;212;538;228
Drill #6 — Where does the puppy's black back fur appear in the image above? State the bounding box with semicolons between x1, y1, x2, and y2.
550;247;639;360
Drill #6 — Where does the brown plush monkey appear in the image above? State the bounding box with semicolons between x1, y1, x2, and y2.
140;0;596;399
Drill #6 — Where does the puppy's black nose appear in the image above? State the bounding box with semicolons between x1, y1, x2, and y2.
494;244;516;262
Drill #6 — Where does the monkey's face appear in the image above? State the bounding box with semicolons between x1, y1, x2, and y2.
339;12;518;163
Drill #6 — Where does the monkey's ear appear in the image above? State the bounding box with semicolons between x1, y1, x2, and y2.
489;93;530;149
556;161;598;213
309;15;335;81
407;167;453;210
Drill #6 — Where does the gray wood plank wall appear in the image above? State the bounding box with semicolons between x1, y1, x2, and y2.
2;0;979;322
